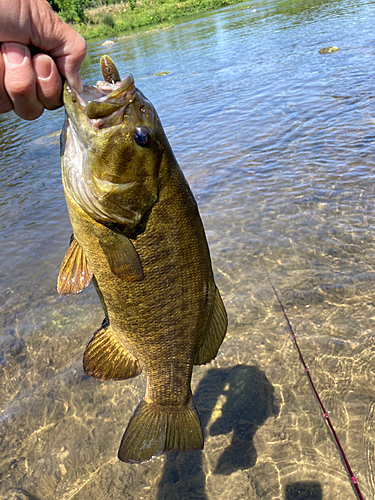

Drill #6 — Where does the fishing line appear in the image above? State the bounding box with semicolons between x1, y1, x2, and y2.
262;265;364;500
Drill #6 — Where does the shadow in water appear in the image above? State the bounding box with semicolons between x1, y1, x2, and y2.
157;365;279;499
285;481;323;500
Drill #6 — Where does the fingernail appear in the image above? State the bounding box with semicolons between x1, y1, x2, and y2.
36;58;53;80
3;43;26;65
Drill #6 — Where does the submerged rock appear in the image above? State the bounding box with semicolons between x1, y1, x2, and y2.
101;40;115;46
319;46;340;54
154;71;170;76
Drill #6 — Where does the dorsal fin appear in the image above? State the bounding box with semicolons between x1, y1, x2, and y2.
194;287;228;365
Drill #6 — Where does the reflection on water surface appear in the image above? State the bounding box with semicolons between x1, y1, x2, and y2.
1;0;375;498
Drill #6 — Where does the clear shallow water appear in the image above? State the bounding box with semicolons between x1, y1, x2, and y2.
1;0;375;498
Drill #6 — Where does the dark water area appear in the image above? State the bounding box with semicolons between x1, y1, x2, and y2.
1;0;375;498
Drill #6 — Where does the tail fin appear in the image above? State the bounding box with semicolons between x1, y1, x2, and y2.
118;399;204;463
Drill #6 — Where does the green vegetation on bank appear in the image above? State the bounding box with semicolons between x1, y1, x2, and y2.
47;0;248;40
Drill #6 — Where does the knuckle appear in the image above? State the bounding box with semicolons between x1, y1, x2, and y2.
8;81;34;98
77;44;87;61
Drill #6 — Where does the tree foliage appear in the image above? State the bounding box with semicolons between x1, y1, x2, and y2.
47;0;88;23
47;0;131;23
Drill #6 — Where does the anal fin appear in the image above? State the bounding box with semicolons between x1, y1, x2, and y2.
57;236;93;296
194;287;228;365
83;323;141;380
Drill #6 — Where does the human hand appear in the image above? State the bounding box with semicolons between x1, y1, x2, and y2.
0;0;86;120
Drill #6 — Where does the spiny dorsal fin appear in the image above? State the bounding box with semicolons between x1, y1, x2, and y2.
99;230;144;282
57;236;93;296
194;287;228;365
83;323;141;381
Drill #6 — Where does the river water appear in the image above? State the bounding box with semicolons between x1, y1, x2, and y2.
1;0;375;498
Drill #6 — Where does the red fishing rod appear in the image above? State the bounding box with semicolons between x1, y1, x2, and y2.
263;266;364;500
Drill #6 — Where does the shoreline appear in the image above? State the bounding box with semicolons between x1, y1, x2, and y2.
70;0;249;41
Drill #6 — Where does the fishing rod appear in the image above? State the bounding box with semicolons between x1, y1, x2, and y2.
263;265;364;500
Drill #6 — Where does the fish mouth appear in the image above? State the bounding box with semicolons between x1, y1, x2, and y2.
65;74;136;122
61;56;156;227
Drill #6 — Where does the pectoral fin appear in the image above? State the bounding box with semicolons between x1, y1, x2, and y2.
57;236;93;296
194;287;228;365
84;323;142;381
99;230;144;282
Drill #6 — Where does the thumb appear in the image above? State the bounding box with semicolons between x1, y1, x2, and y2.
42;22;86;93
26;1;87;92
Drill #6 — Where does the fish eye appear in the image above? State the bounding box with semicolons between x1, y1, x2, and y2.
133;126;152;148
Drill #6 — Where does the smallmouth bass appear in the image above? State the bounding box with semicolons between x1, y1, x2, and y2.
58;56;227;463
